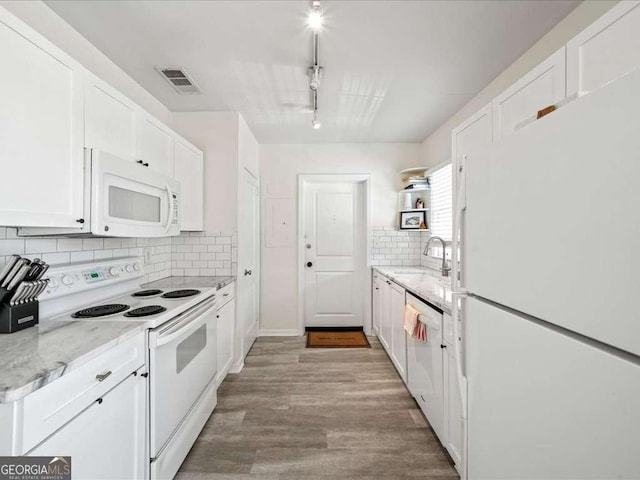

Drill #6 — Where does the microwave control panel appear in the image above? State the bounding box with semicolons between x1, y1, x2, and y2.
172;194;179;225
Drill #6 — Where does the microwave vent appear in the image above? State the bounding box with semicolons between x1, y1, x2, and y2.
156;67;202;95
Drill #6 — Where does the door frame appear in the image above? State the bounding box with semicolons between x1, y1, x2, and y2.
297;174;371;336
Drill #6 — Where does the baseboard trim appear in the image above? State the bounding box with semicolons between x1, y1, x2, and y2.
258;329;299;337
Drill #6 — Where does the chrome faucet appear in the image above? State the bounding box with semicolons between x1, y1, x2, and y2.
423;236;451;277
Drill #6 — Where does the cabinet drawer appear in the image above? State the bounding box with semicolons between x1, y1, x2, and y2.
217;282;235;307
22;333;145;453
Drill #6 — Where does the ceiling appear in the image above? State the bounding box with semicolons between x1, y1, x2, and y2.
46;0;579;144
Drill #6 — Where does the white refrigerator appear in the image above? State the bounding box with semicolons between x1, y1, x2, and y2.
453;68;640;479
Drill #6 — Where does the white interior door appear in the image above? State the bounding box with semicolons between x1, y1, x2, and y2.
303;180;365;328
239;169;259;357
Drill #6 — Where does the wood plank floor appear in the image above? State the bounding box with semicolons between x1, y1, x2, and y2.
176;336;459;480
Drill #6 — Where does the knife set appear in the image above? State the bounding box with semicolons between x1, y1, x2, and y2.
0;255;50;333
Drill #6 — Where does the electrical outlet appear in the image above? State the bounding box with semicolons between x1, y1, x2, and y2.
144;248;152;265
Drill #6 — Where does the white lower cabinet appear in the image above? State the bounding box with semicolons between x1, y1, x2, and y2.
216;283;236;387
29;368;147;480
372;275;382;335
443;321;463;471
378;279;392;351
389;281;407;382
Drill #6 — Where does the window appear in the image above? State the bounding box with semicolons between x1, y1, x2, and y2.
429;163;452;241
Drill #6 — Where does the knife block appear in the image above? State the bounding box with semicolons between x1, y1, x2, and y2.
0;287;39;333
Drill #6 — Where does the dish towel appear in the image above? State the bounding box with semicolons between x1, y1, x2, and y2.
415;321;427;342
403;303;420;335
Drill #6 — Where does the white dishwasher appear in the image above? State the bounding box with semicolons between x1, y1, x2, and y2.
406;292;444;440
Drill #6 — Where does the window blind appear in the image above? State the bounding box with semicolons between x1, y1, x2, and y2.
430;163;452;241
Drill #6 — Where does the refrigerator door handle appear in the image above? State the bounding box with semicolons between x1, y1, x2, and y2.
451;291;469;480
452;154;468;293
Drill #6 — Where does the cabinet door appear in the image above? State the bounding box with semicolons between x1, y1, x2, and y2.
0;11;84;228
216;298;235;387
389;281;407;381
29;371;146;480
174;136;204;231
372;276;382;335
137;112;174;175
379;280;392;352
85;76;137;161
567;1;640;97
492;47;566;141
444;338;463;471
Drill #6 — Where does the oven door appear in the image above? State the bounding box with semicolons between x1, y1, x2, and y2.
148;296;217;456
90;149;180;237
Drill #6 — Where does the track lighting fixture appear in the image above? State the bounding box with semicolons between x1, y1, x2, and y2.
308;1;323;129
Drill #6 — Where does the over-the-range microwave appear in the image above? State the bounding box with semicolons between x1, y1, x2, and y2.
20;149;180;237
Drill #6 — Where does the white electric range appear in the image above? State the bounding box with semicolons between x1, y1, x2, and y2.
39;257;219;480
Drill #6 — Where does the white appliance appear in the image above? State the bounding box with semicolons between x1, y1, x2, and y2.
452;69;640;479
20;149;180;237
39;258;218;480
406;293;444;440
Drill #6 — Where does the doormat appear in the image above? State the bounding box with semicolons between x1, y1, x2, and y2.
306;329;371;348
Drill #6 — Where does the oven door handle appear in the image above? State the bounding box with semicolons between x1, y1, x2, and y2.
165;183;175;233
150;297;216;348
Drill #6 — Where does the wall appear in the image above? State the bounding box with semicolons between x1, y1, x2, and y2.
420;0;618;165
0;1;172;125
259;143;422;332
0;228;171;284
172;112;240;233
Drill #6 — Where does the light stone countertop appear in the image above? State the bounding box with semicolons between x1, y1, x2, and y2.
0;320;146;404
372;266;453;314
0;276;236;404
142;276;235;290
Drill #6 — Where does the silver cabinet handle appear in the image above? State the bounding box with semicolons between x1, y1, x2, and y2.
244;269;252;276
96;371;112;382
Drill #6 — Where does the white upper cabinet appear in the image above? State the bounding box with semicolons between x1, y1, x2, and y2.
85;76;137;161
174;134;204;231
137;112;174;175
492;47;566;141
451;103;493;166
0;10;84;228
567;1;640;97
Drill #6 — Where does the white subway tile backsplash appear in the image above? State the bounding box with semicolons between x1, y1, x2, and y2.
57;238;83;252
83;238;103;251
25;238;57;254
0;239;25;255
70;251;93;263
42;252;71;265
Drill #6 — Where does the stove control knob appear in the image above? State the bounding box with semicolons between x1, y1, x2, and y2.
125;264;134;273
62;275;74;286
109;267;118;276
48;278;59;289
133;263;142;272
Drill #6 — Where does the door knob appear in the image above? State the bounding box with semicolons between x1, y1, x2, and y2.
306;262;313;268
244;269;252;276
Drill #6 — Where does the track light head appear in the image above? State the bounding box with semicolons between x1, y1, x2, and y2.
308;66;322;91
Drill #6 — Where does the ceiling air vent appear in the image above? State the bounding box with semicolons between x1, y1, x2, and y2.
156;67;202;95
